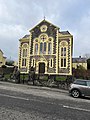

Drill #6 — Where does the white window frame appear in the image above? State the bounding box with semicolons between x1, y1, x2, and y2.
49;58;53;68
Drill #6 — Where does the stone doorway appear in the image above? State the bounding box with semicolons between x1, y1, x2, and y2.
39;63;45;73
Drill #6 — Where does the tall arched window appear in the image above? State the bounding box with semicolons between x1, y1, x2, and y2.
48;42;52;54
60;41;68;68
22;43;28;67
44;42;46;53
61;47;66;57
23;49;27;57
39;34;47;54
34;38;38;55
48;37;53;54
40;42;43;53
35;43;38;54
22;58;26;66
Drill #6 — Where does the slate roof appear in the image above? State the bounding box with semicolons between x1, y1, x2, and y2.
72;57;87;63
60;31;71;35
30;19;59;32
23;35;30;38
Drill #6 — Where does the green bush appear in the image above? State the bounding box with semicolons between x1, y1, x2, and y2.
56;76;66;81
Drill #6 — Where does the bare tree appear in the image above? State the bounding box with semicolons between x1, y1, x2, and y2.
83;53;90;59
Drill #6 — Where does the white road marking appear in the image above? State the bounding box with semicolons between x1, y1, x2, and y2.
0;93;29;101
0;93;90;113
63;105;90;112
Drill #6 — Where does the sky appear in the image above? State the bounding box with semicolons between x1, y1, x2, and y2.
0;0;90;61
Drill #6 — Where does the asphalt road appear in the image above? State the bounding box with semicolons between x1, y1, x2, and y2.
0;82;90;120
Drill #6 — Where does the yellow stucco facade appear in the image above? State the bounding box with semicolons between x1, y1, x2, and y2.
18;19;73;75
72;57;87;70
0;49;6;67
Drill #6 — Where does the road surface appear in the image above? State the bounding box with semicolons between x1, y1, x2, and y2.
0;81;90;120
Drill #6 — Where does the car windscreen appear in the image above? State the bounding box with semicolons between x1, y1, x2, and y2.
74;80;87;86
87;81;90;86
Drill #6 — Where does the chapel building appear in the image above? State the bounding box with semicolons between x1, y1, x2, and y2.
18;19;73;75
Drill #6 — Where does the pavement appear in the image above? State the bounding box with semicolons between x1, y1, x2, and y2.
0;81;68;93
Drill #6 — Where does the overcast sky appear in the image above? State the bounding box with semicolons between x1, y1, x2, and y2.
0;0;90;61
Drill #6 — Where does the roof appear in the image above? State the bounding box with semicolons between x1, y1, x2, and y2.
30;19;59;32
72;57;87;63
3;56;7;59
22;35;30;38
60;31;71;35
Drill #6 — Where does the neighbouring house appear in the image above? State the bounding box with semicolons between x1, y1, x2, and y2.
18;19;73;75
13;61;18;67
72;56;87;70
0;49;6;67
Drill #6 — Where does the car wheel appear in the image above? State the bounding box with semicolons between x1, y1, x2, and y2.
71;89;80;98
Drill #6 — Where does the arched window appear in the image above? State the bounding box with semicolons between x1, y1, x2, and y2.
23;49;27;57
48;37;53;54
60;41;68;68
48;42;52;54
44;42;46;53
61;47;66;56
22;58;26;66
35;43;38;54
22;43;28;67
40;42;43;53
39;34;47;54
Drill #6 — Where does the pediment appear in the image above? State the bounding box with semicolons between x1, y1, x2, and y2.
29;19;59;32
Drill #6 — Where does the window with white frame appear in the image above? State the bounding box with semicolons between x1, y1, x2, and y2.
22;58;27;66
35;43;38;54
60;41;68;68
61;58;66;67
61;47;66;57
22;43;28;67
34;38;38;55
40;34;47;54
48;37;53;54
32;58;35;67
23;49;27;57
34;34;53;55
49;58;53;68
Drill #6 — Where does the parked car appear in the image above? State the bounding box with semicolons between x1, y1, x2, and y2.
69;79;90;98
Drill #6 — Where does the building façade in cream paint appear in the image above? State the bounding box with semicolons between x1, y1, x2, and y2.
0;49;6;67
18;19;73;75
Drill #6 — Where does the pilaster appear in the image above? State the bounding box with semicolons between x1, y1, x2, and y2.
56;29;59;73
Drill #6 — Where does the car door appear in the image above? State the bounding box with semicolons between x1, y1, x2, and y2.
86;81;90;96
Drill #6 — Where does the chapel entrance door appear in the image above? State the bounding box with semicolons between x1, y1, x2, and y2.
39;63;45;73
